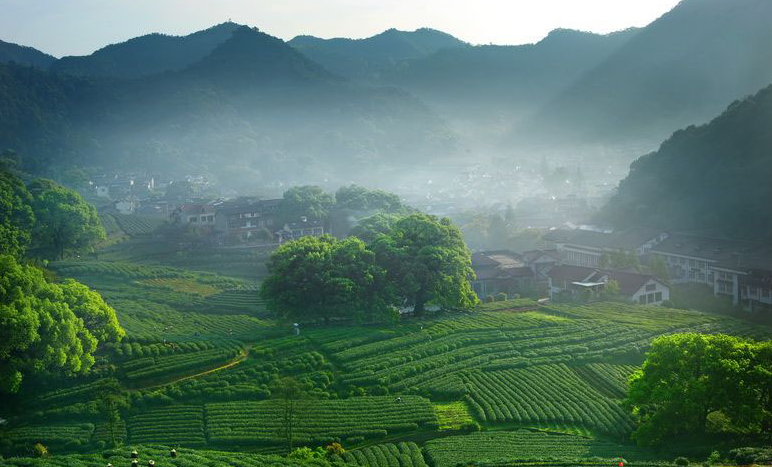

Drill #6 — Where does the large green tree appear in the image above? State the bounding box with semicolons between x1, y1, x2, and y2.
28;178;105;259
0;169;35;259
626;333;770;446
279;185;334;224
260;235;393;323
0;254;124;393
371;213;478;315
350;212;403;244
334;184;403;213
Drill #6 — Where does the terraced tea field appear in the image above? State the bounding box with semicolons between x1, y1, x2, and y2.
6;256;771;465
424;430;663;467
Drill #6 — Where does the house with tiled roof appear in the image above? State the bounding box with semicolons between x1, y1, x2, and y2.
547;265;670;305
471;250;535;299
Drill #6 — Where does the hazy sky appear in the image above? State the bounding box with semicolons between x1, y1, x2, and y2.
2;0;683;57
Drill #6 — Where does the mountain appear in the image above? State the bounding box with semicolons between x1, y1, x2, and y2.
49;22;241;78
519;0;772;148
0;26;457;189
598;82;772;242
289;28;468;80
188;26;337;85
0;39;56;68
378;28;638;122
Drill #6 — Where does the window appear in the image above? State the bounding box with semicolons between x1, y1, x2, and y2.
647;293;655;304
639;295;646;304
190;217;197;223
645;283;656;292
655;292;662;302
207;215;214;222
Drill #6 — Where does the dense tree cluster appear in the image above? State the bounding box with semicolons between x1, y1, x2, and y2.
0;169;104;260
626;333;772;446
0;169;35;258
261;213;478;322
0;254;124;393
600;83;772;242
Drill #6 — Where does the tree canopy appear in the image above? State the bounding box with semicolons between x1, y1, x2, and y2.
349;212;403;244
260;235;393;323
0;169;35;259
626;333;772;446
334;184;403;213
28;178;105;259
371;213;478;315
0;254;124;393
279;186;334;224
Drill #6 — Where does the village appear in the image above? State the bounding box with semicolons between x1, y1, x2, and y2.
84;171;772;316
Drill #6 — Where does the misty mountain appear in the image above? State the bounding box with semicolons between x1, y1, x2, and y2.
49;22;241;78
377;28;639;125
0;26;456;187
0;39;56;68
289;28;468;80
518;0;772;148
598;82;772;242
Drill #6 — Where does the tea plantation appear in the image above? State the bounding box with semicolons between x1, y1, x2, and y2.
3;256;770;466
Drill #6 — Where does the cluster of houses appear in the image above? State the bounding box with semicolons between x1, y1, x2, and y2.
471;228;772;313
171;197;325;244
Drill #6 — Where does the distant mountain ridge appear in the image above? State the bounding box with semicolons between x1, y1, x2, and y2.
0;26;456;187
49;22;241;78
518;0;772;148
0;39;56;68
289;27;468;80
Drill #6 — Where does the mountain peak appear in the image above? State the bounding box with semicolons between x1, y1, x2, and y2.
0;39;57;68
190;26;335;84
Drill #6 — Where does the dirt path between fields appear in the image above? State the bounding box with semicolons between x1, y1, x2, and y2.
138;348;251;390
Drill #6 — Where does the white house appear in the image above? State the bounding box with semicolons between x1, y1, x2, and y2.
547;265;670;305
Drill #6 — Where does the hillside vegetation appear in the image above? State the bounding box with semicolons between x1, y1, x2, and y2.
599;82;772;241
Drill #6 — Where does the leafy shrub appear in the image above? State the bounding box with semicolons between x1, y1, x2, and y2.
675;457;689;466
32;443;48;457
495;293;507;302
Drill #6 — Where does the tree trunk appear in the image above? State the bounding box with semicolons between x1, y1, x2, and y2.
414;298;425;316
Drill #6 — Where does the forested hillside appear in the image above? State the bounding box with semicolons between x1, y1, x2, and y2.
0;26;456;186
0;39;56;68
49;22;241;78
599;83;772;241
289;28;468;81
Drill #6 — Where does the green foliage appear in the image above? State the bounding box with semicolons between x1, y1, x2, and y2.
280;186;334;224
28;179;105;259
599;250;640;271
423;430;661;467
648;256;670;284
205;396;437;447
0;169;35;259
335;185;403;213
626;333;772;446
599;83;772;241
464;363;634;437
371;213;478;314
261;235;394;323
350;213;403;244
0;254;123;393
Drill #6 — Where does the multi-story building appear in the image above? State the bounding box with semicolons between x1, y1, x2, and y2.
213;197;281;242
274;217;325;243
544;228;668;268
650;233;772;311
